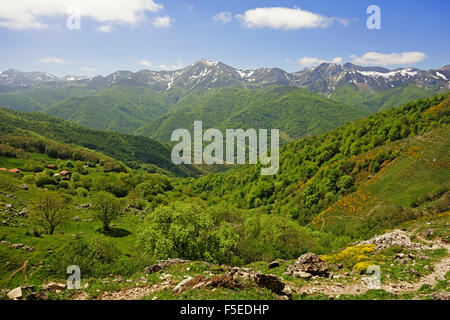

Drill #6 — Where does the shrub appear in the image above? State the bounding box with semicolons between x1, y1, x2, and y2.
76;187;89;197
321;244;376;269
137;202;239;264
89;235;121;263
22;175;36;185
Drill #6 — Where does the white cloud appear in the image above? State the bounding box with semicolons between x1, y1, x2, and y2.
213;12;232;24
38;57;70;64
0;0;164;30
81;67;95;72
98;24;113;33
152;15;173;28
298;56;343;67
159;60;182;71
236;7;349;31
350;52;427;66
138;60;152;68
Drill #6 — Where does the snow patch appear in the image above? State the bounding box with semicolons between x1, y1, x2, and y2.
436;72;448;81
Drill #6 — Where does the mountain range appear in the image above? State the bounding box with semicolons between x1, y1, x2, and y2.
0;59;448;144
1;59;449;94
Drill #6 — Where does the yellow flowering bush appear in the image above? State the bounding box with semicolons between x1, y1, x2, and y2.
320;244;376;269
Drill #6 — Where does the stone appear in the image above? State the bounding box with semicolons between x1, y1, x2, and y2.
268;261;280;269
291;271;312;279
173;277;193;293
355;229;428;251
430;292;450;300
254;273;285;295
42;282;67;291
7;287;22;299
285;253;329;277
143;258;187;274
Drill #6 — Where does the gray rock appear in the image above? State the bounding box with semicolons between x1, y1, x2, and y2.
42;282;66;291
285;253;328;277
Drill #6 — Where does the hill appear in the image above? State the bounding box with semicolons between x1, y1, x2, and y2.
0;107;198;177
0;93;448;301
136;86;367;143
194;93;450;234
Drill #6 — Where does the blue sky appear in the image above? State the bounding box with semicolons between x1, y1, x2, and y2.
0;0;449;77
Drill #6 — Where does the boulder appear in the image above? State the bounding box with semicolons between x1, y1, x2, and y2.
285;253;329;277
254;273;285;295
7;287;22;300
171;267;288;297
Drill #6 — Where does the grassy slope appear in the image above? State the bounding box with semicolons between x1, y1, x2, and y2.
311;126;450;236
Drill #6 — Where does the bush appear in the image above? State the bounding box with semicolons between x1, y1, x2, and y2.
35;172;57;188
321;244;376;269
137;202;239;264
89;235;121;263
22;175;36;185
237;213;319;263
76;187;89;197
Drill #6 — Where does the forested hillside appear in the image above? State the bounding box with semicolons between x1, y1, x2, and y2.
0;93;448;301
194;93;450;235
0;107;198;177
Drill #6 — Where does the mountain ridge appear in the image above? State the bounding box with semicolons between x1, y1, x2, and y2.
1;59;449;94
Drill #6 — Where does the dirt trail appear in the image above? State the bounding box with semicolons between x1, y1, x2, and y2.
74;280;173;300
5;259;28;282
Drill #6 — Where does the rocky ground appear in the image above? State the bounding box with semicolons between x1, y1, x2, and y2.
3;228;449;301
